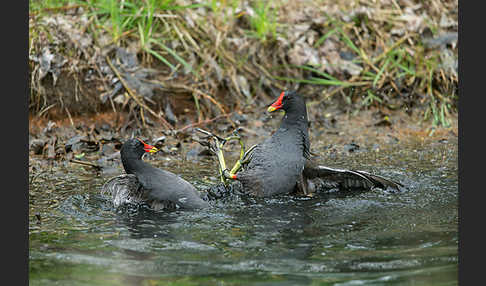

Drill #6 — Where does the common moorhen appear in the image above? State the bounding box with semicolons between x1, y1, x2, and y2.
219;90;311;196
102;138;209;210
214;90;405;196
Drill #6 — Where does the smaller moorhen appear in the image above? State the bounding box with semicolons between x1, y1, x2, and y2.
102;138;209;210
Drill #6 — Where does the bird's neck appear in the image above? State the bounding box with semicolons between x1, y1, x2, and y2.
278;105;309;132
121;156;151;175
276;106;310;158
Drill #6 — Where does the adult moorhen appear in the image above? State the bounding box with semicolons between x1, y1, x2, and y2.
215;90;311;196
102;138;209;210
211;90;405;196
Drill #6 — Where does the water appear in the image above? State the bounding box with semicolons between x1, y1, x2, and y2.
29;138;458;285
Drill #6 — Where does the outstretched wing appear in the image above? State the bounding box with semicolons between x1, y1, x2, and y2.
302;161;406;193
101;174;145;207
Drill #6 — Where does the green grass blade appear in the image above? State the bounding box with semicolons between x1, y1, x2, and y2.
373;57;390;87
396;63;415;76
314;28;338;47
274;75;369;87
440;102;450;127
150;39;196;76
363;90;382;106
161;2;206;10
294;65;340;81
338;28;360;55
146;48;176;71
309;77;351;86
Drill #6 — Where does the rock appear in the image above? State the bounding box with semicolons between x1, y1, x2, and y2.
30;139;46;155
343;142;360;153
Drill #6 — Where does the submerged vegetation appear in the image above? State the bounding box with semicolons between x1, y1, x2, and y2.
29;0;457;127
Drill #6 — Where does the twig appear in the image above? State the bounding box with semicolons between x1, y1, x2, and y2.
195;128;225;141
29;4;86;17
253;61;285;90
105;56;174;130
69;159;102;170
169;84;227;114
64;107;74;127
165;83;235;128
372;33;411;64
176;113;233;133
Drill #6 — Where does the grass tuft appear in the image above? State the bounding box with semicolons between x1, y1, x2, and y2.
29;0;458;127
248;0;277;42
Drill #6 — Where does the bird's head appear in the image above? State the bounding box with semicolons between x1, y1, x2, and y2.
267;90;301;113
121;138;158;160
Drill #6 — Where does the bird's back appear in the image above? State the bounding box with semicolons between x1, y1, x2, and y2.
135;164;209;209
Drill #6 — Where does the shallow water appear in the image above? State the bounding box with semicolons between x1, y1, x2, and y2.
29;137;458;285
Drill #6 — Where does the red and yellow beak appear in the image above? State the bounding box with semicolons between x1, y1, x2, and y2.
138;138;159;153
267;91;285;112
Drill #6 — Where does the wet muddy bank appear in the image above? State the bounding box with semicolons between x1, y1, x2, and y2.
29;107;457;188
